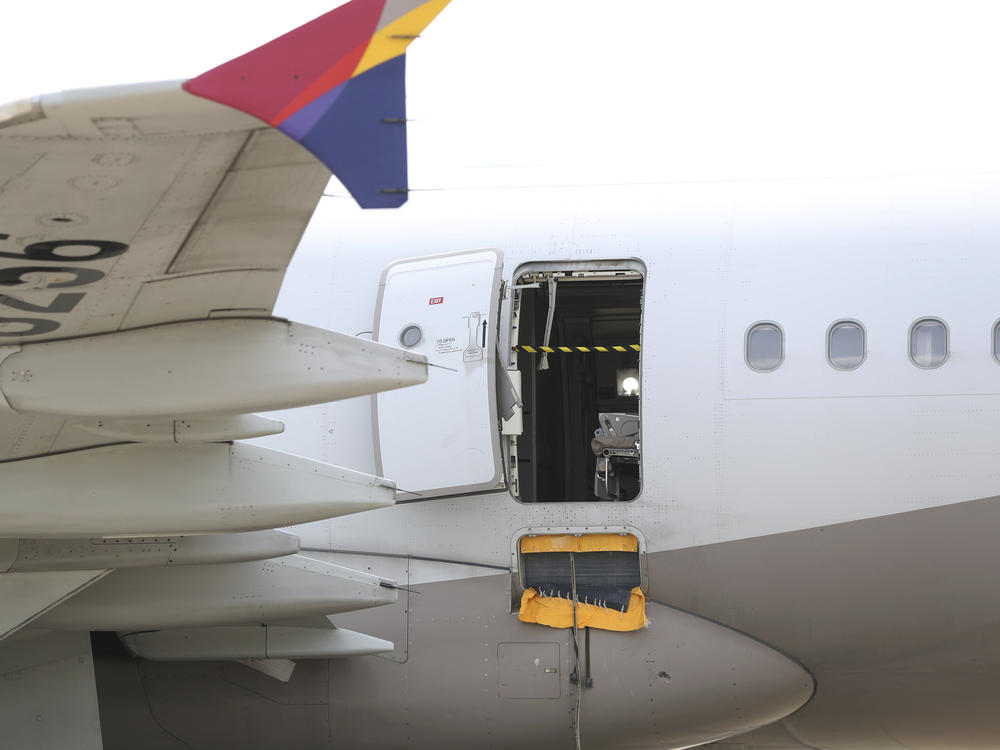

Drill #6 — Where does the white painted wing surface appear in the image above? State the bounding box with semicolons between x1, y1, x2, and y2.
0;81;332;460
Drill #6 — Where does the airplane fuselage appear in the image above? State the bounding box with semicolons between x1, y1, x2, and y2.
90;173;1000;749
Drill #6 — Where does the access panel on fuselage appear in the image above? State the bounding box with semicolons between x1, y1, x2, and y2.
373;249;503;497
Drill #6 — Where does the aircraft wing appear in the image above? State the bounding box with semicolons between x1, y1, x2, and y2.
0;0;448;462
0;83;331;459
0;6;451;742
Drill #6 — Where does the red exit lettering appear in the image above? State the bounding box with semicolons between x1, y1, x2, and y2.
429;296;444;305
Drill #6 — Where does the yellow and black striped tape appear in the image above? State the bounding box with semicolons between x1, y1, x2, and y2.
513;344;640;353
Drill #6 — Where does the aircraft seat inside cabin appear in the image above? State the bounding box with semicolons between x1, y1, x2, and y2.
592;413;640;501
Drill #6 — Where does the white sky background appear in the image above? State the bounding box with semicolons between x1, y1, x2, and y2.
2;0;1000;187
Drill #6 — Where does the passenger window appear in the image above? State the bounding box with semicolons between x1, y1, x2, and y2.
746;323;783;372
828;321;865;370
910;318;948;368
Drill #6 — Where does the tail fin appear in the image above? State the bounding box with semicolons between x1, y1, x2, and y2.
183;0;451;208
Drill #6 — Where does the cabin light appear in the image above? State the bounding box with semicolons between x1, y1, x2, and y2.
617;369;639;397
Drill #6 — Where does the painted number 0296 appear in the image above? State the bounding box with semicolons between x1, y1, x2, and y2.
0;237;129;336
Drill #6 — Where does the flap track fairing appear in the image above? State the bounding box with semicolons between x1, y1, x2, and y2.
0;318;427;419
0;442;396;538
122;624;392;662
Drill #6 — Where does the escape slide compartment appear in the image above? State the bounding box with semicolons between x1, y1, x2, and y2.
513;531;647;632
373;250;504;498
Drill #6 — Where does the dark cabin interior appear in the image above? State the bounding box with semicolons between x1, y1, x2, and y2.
514;273;642;502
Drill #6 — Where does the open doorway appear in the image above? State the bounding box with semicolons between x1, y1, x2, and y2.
506;263;643;502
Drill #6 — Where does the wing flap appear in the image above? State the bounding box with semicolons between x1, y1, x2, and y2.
0;0;447;462
119;269;283;329
0;87;328;346
168;131;330;274
0;90;327;459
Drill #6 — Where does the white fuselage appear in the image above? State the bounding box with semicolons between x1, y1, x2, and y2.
84;173;1000;750
266;172;1000;562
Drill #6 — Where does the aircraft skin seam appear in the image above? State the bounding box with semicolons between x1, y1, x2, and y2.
781;718;829;750
160;131;256;275
134;661;198;750
298;547;510;572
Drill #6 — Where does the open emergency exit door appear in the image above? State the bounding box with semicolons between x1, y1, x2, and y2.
373;250;504;498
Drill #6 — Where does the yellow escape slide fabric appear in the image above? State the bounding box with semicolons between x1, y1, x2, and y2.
519;534;638;554
518;587;647;632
